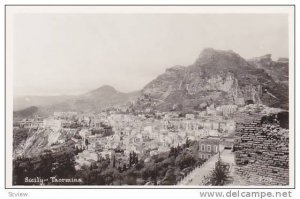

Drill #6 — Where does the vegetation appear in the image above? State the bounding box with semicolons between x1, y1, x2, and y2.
203;159;232;186
74;140;204;185
13;140;205;185
13;151;77;185
13;128;30;150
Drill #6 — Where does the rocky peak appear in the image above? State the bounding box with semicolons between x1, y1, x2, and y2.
85;85;119;97
166;65;186;72
248;54;273;67
139;48;288;111
93;85;116;92
194;48;250;71
248;54;288;85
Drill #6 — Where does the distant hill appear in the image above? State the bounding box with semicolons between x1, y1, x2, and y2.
44;85;140;113
14;85;140;119
13;106;39;121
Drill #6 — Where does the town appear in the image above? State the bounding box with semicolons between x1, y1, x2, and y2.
13;101;289;186
15;104;238;170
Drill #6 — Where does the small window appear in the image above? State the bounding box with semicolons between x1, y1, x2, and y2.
201;144;205;151
208;154;211;159
215;145;218;153
207;145;211;152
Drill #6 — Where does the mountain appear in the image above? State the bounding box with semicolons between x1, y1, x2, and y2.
248;54;289;85
14;85;140;118
58;85;140;112
13;106;39;120
135;48;288;111
14;48;289;118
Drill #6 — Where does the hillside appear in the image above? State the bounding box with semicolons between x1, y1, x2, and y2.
44;85;140;113
14;85;140;119
13;106;39;120
135;48;288;111
248;54;289;85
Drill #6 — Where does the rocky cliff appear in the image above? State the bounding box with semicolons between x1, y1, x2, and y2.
248;54;289;85
136;48;288;111
13;127;75;158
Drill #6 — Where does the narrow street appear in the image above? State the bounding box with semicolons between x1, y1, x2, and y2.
179;150;235;185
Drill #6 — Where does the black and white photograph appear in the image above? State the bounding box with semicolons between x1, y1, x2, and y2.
5;5;295;189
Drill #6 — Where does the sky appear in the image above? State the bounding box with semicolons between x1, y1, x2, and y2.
13;14;289;96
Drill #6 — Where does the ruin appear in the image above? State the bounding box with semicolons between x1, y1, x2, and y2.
234;117;289;185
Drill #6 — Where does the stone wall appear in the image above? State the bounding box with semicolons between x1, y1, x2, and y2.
234;119;289;185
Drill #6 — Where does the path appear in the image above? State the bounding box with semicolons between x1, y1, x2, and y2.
178;150;235;185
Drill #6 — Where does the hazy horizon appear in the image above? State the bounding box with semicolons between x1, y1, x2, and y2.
14;14;289;96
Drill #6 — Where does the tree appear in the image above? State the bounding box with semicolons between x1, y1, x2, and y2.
52;152;76;179
122;164;127;172
118;166;122;172
13;160;28;185
205;160;231;186
37;153;54;179
169;146;175;157
129;151;138;166
75;146;79;154
125;171;137;185
185;137;191;148
129;152;133;167
133;151;137;165
135;154;139;164
135;160;145;170
85;138;89;150
153;166;158;185
162;168;177;185
113;156;116;168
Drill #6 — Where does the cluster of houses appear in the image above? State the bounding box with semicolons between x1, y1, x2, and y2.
198;135;234;159
206;104;238;117
15;106;237;169
71;111;236;169
17;117;63;130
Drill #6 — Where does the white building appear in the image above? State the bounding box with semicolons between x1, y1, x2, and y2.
43;118;62;130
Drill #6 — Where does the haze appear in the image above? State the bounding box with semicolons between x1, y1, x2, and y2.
13;14;289;96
